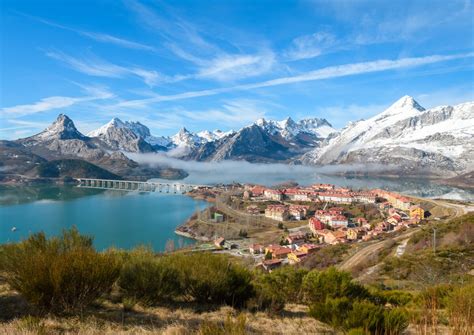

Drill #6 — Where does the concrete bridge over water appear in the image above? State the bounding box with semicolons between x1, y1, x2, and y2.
76;178;210;194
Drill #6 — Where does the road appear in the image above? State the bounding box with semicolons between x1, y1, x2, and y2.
338;228;419;272
338;198;472;273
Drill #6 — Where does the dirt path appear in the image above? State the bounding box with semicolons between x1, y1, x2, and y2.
338;228;419;272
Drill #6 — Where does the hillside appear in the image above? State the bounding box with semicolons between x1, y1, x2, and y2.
34;159;121;180
0;115;187;183
300;97;474;177
0;212;472;334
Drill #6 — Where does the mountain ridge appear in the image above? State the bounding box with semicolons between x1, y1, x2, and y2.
3;95;473;179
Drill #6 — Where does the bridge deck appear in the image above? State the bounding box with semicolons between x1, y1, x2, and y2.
76;178;209;194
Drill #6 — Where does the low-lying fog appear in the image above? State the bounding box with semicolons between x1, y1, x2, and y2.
127;153;474;201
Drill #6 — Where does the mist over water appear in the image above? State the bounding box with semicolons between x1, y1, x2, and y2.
129;153;474;201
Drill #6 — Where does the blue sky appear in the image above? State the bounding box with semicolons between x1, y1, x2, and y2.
1;0;473;139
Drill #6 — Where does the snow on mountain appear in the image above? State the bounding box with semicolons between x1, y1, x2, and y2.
31;114;88;142
87;118;154;153
301;96;474;175
254;116;336;141
88;118;175;152
197;129;234;142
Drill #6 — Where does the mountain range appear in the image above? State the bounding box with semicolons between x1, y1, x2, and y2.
1;95;472;182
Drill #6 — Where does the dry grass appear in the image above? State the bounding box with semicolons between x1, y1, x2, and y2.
0;282;333;335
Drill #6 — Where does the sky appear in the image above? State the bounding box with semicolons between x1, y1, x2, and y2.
1;0;473;139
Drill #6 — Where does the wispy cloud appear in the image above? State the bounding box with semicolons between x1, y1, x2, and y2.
196;51;276;81
180;99;267;126
113;52;474;108
45;51;166;86
79;31;156;51
126;0;275;81
0;86;113;117
309;0;473;46
285;32;338;60
20;12;157;51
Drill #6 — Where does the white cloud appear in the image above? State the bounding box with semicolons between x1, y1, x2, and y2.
285;32;338;60
79;32;156;51
126;0;275;82
45;51;165;86
24;13;157;51
197;51;276;81
180;99;267;126
112;52;474;108
0;86;113;117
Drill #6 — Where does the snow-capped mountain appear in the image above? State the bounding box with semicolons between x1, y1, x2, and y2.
184;117;336;162
23;114;88;144
300;96;474;175
17;115;139;175
14;99;472;177
197;129;234;142
88;118;176;151
254;117;336;142
87;118;154;153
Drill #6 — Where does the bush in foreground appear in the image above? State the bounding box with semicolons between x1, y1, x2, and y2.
248;266;308;312
304;268;408;334
302;267;369;304
170;253;254;307
118;249;180;305
0;227;120;314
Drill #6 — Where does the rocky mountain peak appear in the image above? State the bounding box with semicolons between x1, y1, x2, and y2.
37;114;87;141
124;121;151;138
386;95;425;113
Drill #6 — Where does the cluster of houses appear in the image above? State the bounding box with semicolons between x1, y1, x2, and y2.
307;197;425;245
264;204;309;221
243;183;377;204
251;233;320;271
208;183;428;272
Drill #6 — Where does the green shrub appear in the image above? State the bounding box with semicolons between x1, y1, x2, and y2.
248;266;307;312
384;308;409;335
310;298;407;334
306;268;408;334
302;267;369;304
369;289;413;306
170;253;254;307
446;283;474;334
118;250;180;306
0;227;120;314
309;297;351;329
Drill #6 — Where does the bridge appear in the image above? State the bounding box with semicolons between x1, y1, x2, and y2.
76;178;210;194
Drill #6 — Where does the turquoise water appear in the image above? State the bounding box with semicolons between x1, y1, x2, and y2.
1;168;472;251
0;185;207;251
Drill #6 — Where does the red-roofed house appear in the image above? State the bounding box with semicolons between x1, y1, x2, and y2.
265;205;289;221
328;215;349;227
264;189;285;201
286;233;306;245
298;243;319;254
249;244;264;254
309;217;325;233
289;205;309;220
316;229;338;244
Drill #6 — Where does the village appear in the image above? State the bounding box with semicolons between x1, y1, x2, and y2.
177;182;427;271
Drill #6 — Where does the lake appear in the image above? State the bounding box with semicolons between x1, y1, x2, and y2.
0;185;208;251
1;167;473;251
